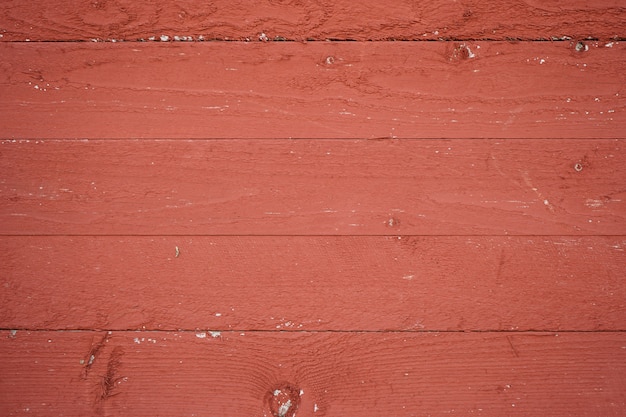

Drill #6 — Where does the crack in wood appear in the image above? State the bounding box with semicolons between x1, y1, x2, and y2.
81;332;111;379
95;346;125;407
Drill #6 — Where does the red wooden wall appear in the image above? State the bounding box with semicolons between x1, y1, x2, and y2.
1;1;625;416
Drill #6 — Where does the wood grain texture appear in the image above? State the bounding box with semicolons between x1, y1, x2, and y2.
1;236;625;331
1;139;625;235
2;5;625;414
0;0;624;41
1;330;625;416
0;42;624;139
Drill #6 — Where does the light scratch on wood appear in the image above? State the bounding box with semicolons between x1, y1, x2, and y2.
507;335;520;358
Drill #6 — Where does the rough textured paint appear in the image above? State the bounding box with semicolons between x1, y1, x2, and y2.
0;42;624;139
1;2;625;415
0;331;625;416
1;236;625;331
1;139;624;235
0;0;624;41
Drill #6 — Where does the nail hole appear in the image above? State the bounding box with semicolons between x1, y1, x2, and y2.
575;41;588;52
386;217;400;228
574;163;583;172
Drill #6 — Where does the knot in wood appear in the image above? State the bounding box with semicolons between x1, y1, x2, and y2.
266;384;300;417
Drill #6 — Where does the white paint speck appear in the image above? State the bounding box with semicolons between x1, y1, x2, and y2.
539;59;545;64
314;404;319;412
278;400;292;417
160;35;169;42
300;389;304;396
196;332;207;339
586;199;604;208
274;389;281;396
209;331;221;338
215;313;222;317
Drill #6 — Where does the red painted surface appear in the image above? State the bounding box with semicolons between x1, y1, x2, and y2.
1;331;625;416
1;139;624;235
1;2;625;416
1;236;625;331
0;0;624;41
0;42;624;139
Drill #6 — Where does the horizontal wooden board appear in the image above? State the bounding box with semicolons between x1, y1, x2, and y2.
0;42;624;139
1;236;625;331
0;0;624;41
1;139;625;236
1;330;625;416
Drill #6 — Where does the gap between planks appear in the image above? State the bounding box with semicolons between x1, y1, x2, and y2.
4;39;625;43
2;329;626;333
2;234;626;237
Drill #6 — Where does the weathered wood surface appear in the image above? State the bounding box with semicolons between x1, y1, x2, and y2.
2;3;625;414
1;236;625;331
0;42;624;139
0;0;624;41
1;139;624;235
1;331;625;416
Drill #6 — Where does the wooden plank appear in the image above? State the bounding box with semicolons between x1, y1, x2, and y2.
1;139;625;236
0;0;624;41
0;42;623;139
1;330;624;416
1;236;624;331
